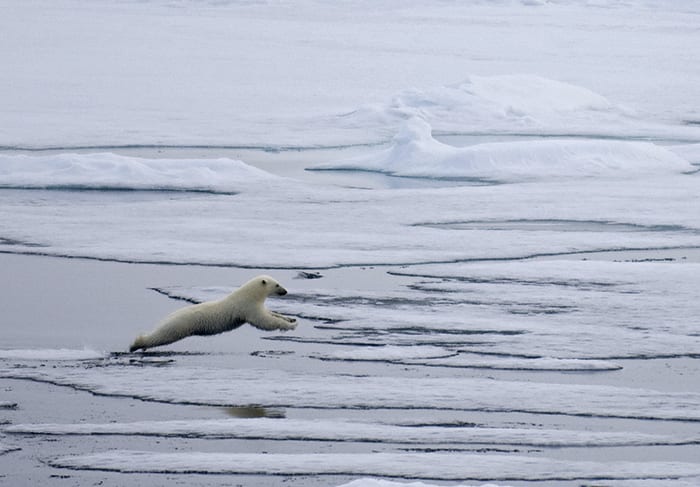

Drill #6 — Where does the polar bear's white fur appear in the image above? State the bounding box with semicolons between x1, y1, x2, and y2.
129;275;297;352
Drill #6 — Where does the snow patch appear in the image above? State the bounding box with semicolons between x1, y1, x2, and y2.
49;450;700;480
318;345;455;362
400;354;623;371
0;153;285;193
670;143;700;165
336;481;508;487
3;366;700;421
6;417;689;447
342;75;638;137
0;348;107;361
316;118;692;181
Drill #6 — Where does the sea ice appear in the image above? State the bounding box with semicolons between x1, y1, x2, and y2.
314;118;693;181
2;1;700;485
2;364;699;421
5;417;692;447
0;153;285;193
339;74;646;139
48;450;700;481
336;480;509;487
3;3;700;147
161;258;700;363
0;348;106;361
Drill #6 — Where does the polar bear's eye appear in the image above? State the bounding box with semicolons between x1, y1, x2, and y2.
261;279;267;285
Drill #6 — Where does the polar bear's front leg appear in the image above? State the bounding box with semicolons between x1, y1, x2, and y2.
271;311;297;323
249;310;297;331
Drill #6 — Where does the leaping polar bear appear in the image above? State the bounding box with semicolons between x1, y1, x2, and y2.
129;275;297;352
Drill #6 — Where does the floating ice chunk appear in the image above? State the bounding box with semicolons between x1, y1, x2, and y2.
3;365;700;421
48;450;700;481
337;480;508;487
0;153;285;193
395;354;622;371
312;347;621;371
0;348;106;361
317;345;456;362
317;118;692;181
6;417;689;447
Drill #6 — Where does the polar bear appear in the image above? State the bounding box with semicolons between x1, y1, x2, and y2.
129;275;297;352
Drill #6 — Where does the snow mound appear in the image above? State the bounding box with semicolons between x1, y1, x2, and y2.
0;348;106;361
317;118;691;181
0;153;283;193
343;75;629;135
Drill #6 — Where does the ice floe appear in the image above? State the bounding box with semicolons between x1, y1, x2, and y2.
48;450;700;481
4;3;700;148
6;417;694;447
2;365;699;421
0;153;284;193
330;350;624;372
2;152;699;268
337;480;508;487
0;348;107;361
3;2;700;486
342;75;625;136
314;118;693;182
162;259;700;364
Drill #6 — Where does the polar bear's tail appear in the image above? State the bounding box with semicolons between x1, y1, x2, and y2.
129;335;148;352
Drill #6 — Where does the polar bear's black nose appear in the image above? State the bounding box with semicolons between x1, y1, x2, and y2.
277;288;287;296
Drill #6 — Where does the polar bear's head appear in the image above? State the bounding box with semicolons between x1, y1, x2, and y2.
238;276;287;301
238;275;288;303
259;275;287;296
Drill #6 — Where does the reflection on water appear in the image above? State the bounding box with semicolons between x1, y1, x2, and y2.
223;406;285;419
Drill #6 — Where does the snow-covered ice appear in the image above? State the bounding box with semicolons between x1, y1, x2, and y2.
313;118;693;181
337;480;508;487
2;1;700;485
8;417;691;447
2;364;699;421
1;160;699;267
3;2;700;147
0;348;106;361
0;153;285;193
48;450;700;481
157;258;700;365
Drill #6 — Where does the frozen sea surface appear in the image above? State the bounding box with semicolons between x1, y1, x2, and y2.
2;1;700;486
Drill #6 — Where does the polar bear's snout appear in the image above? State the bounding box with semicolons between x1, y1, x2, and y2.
276;285;288;296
